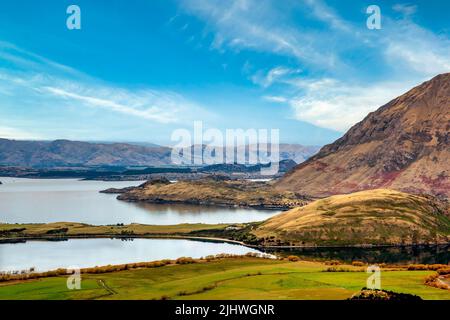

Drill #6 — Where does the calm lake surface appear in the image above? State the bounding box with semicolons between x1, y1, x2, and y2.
0;238;263;272
1;178;446;269
0;177;279;225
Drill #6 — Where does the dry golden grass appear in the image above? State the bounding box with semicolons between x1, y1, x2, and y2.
252;189;450;246
0;222;229;239
118;178;310;209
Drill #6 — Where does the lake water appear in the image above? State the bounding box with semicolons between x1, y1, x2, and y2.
1;178;445;270
0;177;279;225
0;238;263;272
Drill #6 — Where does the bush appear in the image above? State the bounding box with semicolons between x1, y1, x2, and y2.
352;261;365;267
175;257;195;265
437;267;450;275
407;264;428;270
424;274;449;290
245;252;260;258
323;267;353;272
427;264;448;271
287;255;300;262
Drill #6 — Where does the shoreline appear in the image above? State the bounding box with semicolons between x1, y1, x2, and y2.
117;198;290;211
1;231;449;249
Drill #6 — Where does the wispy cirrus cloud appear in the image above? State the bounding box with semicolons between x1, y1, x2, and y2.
392;3;418;17
262;95;288;103
287;78;416;131
251;67;302;88
178;0;342;69
0;40;87;79
302;0;352;32
180;0;449;132
0;41;212;127
382;19;450;76
42;85;196;124
286;13;450;131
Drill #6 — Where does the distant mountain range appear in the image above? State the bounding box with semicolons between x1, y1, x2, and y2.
0;139;319;168
0;139;172;168
276;73;450;199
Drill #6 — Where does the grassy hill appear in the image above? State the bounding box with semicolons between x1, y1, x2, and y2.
117;178;310;209
252;189;450;246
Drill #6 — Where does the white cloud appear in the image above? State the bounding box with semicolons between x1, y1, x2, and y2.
263;95;288;103
303;0;352;32
251;67;301;88
0;41;88;79
392;4;418;16
197;1;449;132
179;0;340;68
43;86;190;124
289;78;418;131
382;20;450;77
0;126;42;140
0;41;211;126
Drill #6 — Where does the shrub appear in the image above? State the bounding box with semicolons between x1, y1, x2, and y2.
427;264;448;271
323;267;353;272
407;264;428;270
204;255;216;261
175;257;195;265
201;284;216;292
287;255;300;262
424;274;449;290
245;252;260;258
437;267;450;275
45;228;68;234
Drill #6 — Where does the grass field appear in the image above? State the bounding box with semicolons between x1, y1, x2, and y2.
0;257;448;300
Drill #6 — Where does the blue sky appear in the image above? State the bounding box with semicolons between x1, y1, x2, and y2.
0;0;448;146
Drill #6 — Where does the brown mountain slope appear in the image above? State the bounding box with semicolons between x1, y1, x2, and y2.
276;73;450;198
252;189;450;246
